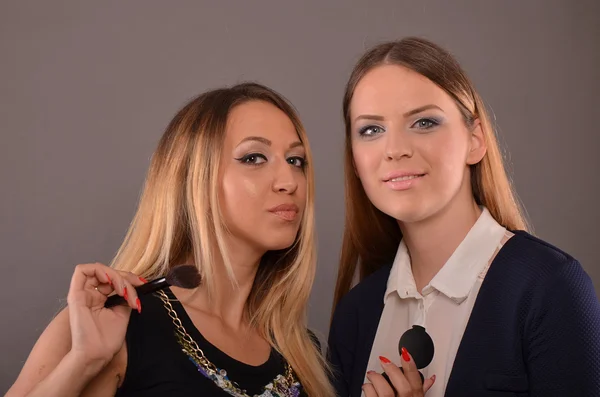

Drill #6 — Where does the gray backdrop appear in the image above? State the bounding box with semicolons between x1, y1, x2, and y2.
1;0;599;391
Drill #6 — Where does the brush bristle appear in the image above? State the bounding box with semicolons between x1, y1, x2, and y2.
165;264;201;289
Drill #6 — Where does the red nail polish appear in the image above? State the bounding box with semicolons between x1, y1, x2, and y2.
123;287;128;300
401;347;410;362
105;272;112;286
139;276;148;283
379;356;391;364
136;298;141;314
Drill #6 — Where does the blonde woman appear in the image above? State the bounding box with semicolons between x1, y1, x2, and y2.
327;37;600;397
7;83;335;397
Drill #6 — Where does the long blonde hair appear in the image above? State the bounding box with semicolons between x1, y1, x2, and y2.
110;82;334;397
333;37;530;311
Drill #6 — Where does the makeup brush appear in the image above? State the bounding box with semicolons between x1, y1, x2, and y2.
104;264;201;308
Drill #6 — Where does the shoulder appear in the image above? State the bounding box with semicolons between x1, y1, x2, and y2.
330;264;392;328
505;230;577;266
121;290;171;358
326;264;392;394
498;230;587;284
128;289;176;331
499;230;597;312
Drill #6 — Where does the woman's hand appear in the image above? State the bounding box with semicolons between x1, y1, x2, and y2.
362;349;436;397
67;262;144;371
5;262;147;397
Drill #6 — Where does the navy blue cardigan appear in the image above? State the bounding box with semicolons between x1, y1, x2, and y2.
327;231;600;396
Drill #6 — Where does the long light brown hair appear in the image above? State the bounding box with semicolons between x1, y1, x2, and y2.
110;83;334;397
333;37;530;311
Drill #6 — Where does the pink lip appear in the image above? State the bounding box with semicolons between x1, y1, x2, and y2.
382;171;427;182
382;171;426;191
268;203;299;221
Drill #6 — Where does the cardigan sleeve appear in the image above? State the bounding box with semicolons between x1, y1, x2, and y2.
525;258;600;396
326;298;356;397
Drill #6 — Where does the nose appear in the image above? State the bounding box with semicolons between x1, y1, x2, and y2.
272;160;298;194
384;130;412;161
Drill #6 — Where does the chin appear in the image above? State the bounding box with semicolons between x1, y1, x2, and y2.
259;234;299;252
376;201;435;224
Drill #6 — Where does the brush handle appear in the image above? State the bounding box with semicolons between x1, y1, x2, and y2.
104;277;169;308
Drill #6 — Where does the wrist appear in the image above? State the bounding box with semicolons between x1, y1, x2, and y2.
24;351;110;397
65;350;110;378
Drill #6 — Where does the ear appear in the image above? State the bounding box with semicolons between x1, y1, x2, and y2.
466;119;487;165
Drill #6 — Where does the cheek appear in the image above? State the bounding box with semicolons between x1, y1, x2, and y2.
423;132;470;187
220;169;265;219
296;175;308;210
352;144;381;182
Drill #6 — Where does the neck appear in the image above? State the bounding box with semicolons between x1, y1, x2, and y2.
182;239;264;331
399;192;481;293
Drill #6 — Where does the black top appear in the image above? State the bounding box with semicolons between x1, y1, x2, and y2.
327;230;600;396
115;287;305;396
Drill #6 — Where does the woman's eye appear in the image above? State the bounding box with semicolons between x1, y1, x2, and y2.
358;125;385;136
287;156;306;168
238;153;267;165
412;118;439;130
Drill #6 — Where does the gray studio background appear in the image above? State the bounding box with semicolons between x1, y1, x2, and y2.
1;0;599;391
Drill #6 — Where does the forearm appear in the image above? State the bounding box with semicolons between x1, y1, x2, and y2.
23;352;107;397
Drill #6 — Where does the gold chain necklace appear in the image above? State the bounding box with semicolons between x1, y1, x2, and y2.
155;290;300;397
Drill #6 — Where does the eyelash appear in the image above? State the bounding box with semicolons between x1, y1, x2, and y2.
358;125;385;137
413;118;440;129
357;117;441;137
236;153;307;168
287;156;307;168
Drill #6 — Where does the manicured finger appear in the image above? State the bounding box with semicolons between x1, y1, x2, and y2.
115;271;145;313
423;374;436;393
68;263;121;310
69;263;139;312
400;347;423;392
94;283;114;295
366;370;396;396
116;270;146;288
70;263;117;293
379;355;412;395
109;276;139;312
362;382;378;397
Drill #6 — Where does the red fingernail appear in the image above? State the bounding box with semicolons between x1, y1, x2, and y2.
401;347;410;362
139;276;148;283
431;374;436;381
136;298;141;314
105;272;112;286
379;356;391;364
123;287;128;300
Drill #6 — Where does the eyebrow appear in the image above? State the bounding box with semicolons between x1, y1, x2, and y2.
239;136;272;146
354;104;444;122
403;104;444;117
238;136;304;149
354;114;385;122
